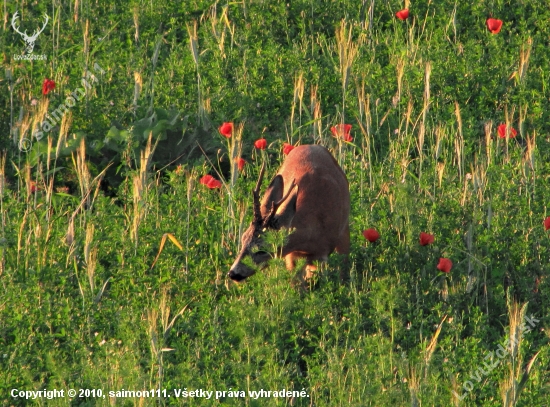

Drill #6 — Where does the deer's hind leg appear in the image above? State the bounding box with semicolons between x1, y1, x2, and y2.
335;223;351;281
335;223;350;255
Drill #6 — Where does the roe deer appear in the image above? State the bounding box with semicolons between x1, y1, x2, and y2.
228;144;350;282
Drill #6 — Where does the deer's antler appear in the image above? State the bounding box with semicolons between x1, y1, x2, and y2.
252;162;266;225
28;13;49;41
11;12;48;41
11;11;28;39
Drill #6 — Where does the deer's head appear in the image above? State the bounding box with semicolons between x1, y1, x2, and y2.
228;163;297;281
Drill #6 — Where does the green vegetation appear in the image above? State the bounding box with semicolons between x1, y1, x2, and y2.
1;0;549;405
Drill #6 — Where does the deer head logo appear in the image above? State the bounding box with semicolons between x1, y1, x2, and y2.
11;11;49;55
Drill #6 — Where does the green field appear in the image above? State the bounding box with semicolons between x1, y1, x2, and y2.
1;0;549;405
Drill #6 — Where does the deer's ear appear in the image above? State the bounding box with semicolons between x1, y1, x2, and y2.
261;175;284;217
270;186;297;229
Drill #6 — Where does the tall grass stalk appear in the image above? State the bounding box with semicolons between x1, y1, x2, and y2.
185;175;193;278
503;105;516;164
484;120;493;165
523;131;536;189
433;126;446;194
132;133;157;246
395;57;405;107
335;19;362;133
82;19;90;115
290;72;305;139
146;307;162;389
149;36;163;113
501;300;529;407
188;20;204;124
517;37;532;85
73;138;92;209
355;79;373;192
133;6;140;43
406;363;420;407
454;101;464;181
84;223;96;292
417;61;431;181
310;85;322;142
133;71;142;112
73;0;79;23
206;3;228;58
0;153;5;276
229;122;244;189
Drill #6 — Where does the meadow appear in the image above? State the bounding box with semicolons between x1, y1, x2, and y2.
1;0;550;405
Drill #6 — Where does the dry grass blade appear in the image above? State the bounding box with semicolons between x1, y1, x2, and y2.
133;72;142;110
83;19;90;60
133;6;140;43
166;233;183;251
416;61;431;180
164;298;193;339
291;72;305;137
407;363;420;407
501;299;529;407
394;57;405;106
68;163;112;221
524;131;536;173
335;19;364;128
335;19;363;91
131;132;159;245
503;105;516;163
310;85;322;141
508;301;528;360
518;37;532;83
86;247;97;293
515;350;540;397
150;233;184;270
187;20;199;68
425;314;447;368
17;209;29;267
436;161;446;189
434;125;444;161
66;215;75;246
454;101;464;180
93;277;111;304
73;138;92;207
230;122;244;188
147;309;159;357
84;223;95;265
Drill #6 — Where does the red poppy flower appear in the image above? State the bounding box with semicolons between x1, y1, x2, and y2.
42;78;55;95
362;228;380;243
497;124;517;138
30;180;37;193
486;18;503;34
331;124;353;142
199;174;222;189
237;157;246;171
396;9;410;21
544;216;550;231
254;138;267;150
283;143;295;155
209;179;222;188
419;232;435;246
437;258;453;273
219;122;233;138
